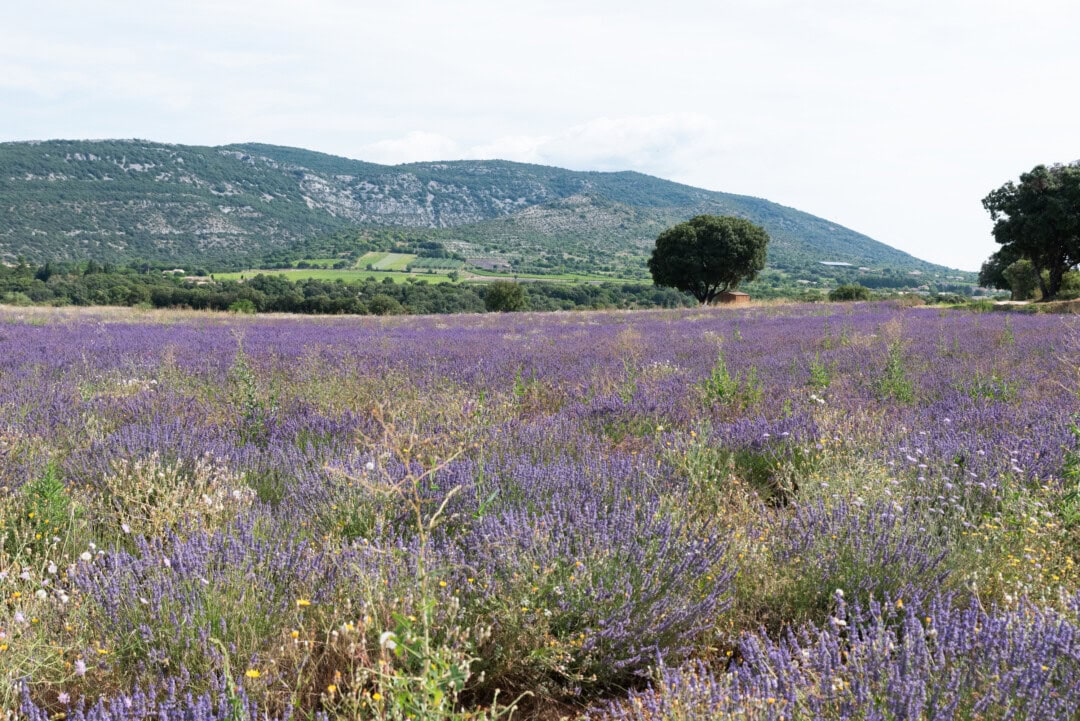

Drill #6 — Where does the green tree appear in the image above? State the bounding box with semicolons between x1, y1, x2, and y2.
484;281;528;312
978;245;1021;291
1061;270;1080;300
647;215;768;304
828;284;872;301
1002;259;1040;301
368;294;405;315
982;163;1080;300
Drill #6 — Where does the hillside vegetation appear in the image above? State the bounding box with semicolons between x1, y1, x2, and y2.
1;140;970;285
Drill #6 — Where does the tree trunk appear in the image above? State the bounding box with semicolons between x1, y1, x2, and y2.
1047;264;1065;300
1035;261;1051;300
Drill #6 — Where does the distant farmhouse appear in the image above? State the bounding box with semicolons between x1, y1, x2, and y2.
717;291;751;305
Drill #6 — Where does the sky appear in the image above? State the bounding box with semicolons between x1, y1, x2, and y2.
2;0;1078;271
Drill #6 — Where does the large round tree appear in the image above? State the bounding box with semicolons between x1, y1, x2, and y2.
648;215;769;304
982;163;1080;300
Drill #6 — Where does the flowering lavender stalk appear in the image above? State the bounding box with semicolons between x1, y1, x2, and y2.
774;498;953;615
594;593;1080;721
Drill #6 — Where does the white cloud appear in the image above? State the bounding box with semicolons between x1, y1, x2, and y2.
355;131;463;165
3;0;1080;269
533;114;729;177
365;114;730;180
469;135;549;164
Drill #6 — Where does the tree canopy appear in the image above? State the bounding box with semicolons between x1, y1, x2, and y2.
483;281;528;312
978;244;1021;291
647;215;769;304
982;163;1080;300
828;284;872;302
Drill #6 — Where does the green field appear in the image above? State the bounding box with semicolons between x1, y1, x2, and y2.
215;268;454;284
357;252;417;271
465;268;636;283
410;257;466;270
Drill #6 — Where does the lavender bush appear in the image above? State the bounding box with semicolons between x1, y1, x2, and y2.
593;593;1080;721
0;302;1077;719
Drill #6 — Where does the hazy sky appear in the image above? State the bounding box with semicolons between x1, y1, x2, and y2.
2;0;1078;270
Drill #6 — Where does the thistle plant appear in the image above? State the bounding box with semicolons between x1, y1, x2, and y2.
877;339;915;402
699;350;763;410
227;340;278;447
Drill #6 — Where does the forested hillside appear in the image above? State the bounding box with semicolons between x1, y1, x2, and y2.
0;139;968;282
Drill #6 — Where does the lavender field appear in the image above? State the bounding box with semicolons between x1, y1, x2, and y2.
1;302;1079;720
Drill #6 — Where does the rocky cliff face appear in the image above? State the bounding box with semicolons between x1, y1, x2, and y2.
0;141;589;263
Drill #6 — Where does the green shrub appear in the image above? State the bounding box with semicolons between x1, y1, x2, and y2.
807;353;832;389
228;347;279;447
1003;259;1040;301
1060;420;1080;528
484;282;528;312
828;284;872;302
1;292;34;306
1058;270;1080;300
967;299;997;312
228;298;257;314
2;465;73;560
369;294;405;315
699;351;763;410
877;341;915;402
930;293;968;305
669;431;822;510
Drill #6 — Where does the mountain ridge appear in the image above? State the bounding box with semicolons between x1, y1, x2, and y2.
0;139;968;282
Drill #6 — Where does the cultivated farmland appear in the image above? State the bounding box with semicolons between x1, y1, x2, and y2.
1;302;1078;719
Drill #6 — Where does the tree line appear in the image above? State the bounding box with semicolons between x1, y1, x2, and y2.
0;260;694;315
